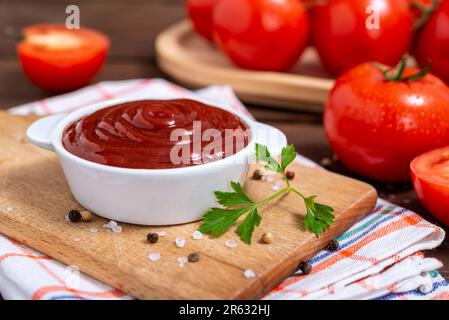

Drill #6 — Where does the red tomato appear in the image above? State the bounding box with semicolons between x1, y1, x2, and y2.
186;0;216;41
213;0;310;71
324;61;449;182
414;0;449;84
411;146;449;226
312;0;414;76
17;24;109;93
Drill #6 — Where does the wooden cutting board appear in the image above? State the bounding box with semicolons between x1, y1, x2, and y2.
0;113;377;299
156;20;335;113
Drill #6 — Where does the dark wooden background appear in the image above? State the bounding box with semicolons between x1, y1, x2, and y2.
0;0;447;294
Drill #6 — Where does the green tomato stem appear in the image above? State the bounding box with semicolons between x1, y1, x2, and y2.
413;0;440;30
378;55;431;83
392;56;408;81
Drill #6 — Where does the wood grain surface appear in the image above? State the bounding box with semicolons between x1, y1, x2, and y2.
0;0;447;299
0;112;376;299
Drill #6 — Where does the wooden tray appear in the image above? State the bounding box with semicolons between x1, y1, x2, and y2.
0;113;377;299
156;20;335;113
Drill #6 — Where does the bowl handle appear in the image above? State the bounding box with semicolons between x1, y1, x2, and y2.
26;113;67;151
252;122;287;157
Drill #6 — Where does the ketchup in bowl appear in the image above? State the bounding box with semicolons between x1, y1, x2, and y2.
62;99;249;169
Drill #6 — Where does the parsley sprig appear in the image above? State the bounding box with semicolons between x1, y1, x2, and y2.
198;144;335;244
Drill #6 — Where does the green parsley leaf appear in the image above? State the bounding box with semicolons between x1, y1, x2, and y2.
303;196;335;237
214;181;254;207
199;144;335;244
255;143;280;172
200;180;261;243
236;208;261;244
198;207;248;237
280;144;296;171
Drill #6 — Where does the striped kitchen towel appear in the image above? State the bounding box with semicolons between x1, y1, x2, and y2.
1;79;447;300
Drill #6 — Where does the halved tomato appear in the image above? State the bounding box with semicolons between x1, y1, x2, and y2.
411;146;449;226
17;24;110;92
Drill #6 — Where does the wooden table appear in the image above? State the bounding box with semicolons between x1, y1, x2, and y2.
0;0;447;297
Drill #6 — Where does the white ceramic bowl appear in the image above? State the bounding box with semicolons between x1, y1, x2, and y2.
27;97;287;225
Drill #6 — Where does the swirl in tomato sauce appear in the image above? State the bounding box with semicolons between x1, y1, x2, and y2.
62;99;249;169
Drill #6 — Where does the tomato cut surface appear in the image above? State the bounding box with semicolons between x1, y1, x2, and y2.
17;24;110;92
411;146;449;226
411;147;449;187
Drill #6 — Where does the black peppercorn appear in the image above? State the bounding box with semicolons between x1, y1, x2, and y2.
252;169;263;180
326;239;339;251
147;232;159;244
286;171;295;180
68;209;82;222
188;252;200;263
298;261;312;275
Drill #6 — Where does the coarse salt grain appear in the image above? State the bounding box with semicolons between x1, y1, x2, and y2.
5;207;13;212
274;180;284;187
192;230;203;240
177;256;188;263
103;220;118;229
157;231;168;237
148;253;160;261
177;256;188;267
272;180;284;191
225;240;237;248
65;214;70;221
175;237;186;248
108;220;118;227
266;175;275;182
244;269;256;278
112;225;122;233
89;227;98;233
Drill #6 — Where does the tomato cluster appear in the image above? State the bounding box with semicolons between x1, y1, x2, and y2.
187;0;449;81
187;0;449;225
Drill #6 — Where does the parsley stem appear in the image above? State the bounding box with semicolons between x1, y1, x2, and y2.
254;186;290;206
284;175;291;187
253;185;306;208
289;187;306;200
